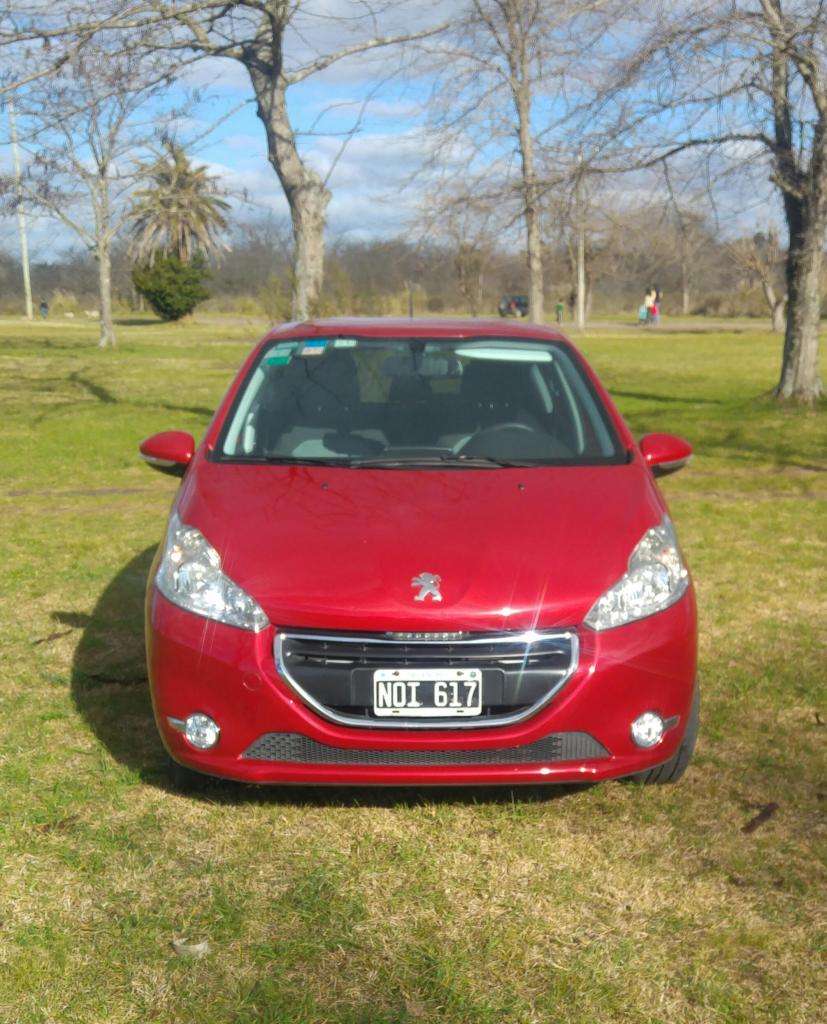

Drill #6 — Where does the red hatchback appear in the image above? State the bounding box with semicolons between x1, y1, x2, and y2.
140;319;698;789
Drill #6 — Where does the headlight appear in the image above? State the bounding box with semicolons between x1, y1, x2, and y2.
156;512;269;632
584;516;688;631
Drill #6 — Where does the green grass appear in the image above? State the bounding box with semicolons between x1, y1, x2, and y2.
0;314;825;1024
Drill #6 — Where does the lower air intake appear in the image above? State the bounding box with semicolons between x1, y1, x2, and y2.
242;732;608;766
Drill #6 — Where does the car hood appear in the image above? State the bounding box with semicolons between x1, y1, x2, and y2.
176;459;665;632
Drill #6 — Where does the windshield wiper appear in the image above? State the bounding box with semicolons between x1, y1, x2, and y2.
346;454;543;469
244;454;546;469
256;456;354;466
438;454;543;468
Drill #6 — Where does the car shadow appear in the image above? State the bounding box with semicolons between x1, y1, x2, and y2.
64;546;163;781
66;547;587;808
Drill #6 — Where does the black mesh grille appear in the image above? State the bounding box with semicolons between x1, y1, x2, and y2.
242;731;608;765
276;630;577;727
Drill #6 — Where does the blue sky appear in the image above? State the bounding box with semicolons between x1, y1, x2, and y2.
178;50;434;243
2;0;453;258
1;0;780;262
2;50;435;258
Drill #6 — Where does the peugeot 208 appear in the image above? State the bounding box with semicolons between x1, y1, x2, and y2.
140;319;698;789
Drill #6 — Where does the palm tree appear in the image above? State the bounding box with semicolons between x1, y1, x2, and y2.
129;141;230;263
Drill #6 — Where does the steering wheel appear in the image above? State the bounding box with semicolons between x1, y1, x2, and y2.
481;421;534;432
456;422;534;449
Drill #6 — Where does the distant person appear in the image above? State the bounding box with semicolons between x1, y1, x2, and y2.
643;287;656;325
653;286;662;325
555;299;564;324
39;299;48;320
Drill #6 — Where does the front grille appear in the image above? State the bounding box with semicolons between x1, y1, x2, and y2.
243;731;607;765
275;629;578;730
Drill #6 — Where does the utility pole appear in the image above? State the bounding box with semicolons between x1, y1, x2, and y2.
7;97;33;320
575;152;586;331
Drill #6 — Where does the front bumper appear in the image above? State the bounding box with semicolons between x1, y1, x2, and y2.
147;589;697;785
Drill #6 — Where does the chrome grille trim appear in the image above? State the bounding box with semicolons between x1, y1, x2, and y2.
274;629;579;730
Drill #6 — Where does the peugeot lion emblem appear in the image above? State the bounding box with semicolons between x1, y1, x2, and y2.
411;572;442;602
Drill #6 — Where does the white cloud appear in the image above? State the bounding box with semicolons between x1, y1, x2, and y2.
202;127;430;237
178;57;251;94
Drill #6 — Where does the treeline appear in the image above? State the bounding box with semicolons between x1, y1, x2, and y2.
3;2;825;399
0;211;786;322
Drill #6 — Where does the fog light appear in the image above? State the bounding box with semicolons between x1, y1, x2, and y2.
184;713;220;750
631;712;664;748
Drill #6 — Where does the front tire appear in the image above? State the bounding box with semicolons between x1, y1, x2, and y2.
166;755;213;793
625;686;700;785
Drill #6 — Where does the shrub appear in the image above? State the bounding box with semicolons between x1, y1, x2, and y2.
49;289;84;315
132;255;210;321
258;274;293;322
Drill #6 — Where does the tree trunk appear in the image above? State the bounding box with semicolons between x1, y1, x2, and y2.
290;188;329;320
776;202;824;401
94;180;116;349
575;215;586;329
679;231;691;315
762;279;786;332
771;298;786;333
509;35;544;322
524;184;544;323
249;67;331;321
768;32;824;403
97;239;116;348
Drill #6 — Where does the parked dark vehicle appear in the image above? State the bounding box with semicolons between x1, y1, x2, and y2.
498;294;529;317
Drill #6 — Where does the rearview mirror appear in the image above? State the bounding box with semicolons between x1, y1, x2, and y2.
639;433;692;476
139;431;195;477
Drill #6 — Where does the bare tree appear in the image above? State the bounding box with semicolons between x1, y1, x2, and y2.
545;179;587;324
544;156;625;326
417;186;499;315
423;1;617;324
662;165;712;316
597;0;827;402
11;47;177;347
8;1;449;321
486;0;544;323
728;228;788;331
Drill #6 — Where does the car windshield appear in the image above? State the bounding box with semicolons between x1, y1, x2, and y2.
218;336;624;466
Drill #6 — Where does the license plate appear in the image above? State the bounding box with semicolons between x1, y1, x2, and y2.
373;668;482;717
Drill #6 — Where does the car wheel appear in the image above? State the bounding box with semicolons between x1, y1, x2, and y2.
625;686;699;785
166;755;214;793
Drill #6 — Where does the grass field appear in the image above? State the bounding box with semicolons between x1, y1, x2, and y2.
0;314;825;1024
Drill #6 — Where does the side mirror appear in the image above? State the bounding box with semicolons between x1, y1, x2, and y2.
139;431;195;477
639;433;692;476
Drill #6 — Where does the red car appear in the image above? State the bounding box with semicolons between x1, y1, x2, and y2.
140;319;698;790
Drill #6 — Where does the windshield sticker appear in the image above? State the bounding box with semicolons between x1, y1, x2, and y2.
333;338;358;349
264;342;298;366
299;339;328;357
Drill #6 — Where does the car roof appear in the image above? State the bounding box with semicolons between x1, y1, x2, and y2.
261;317;571;344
